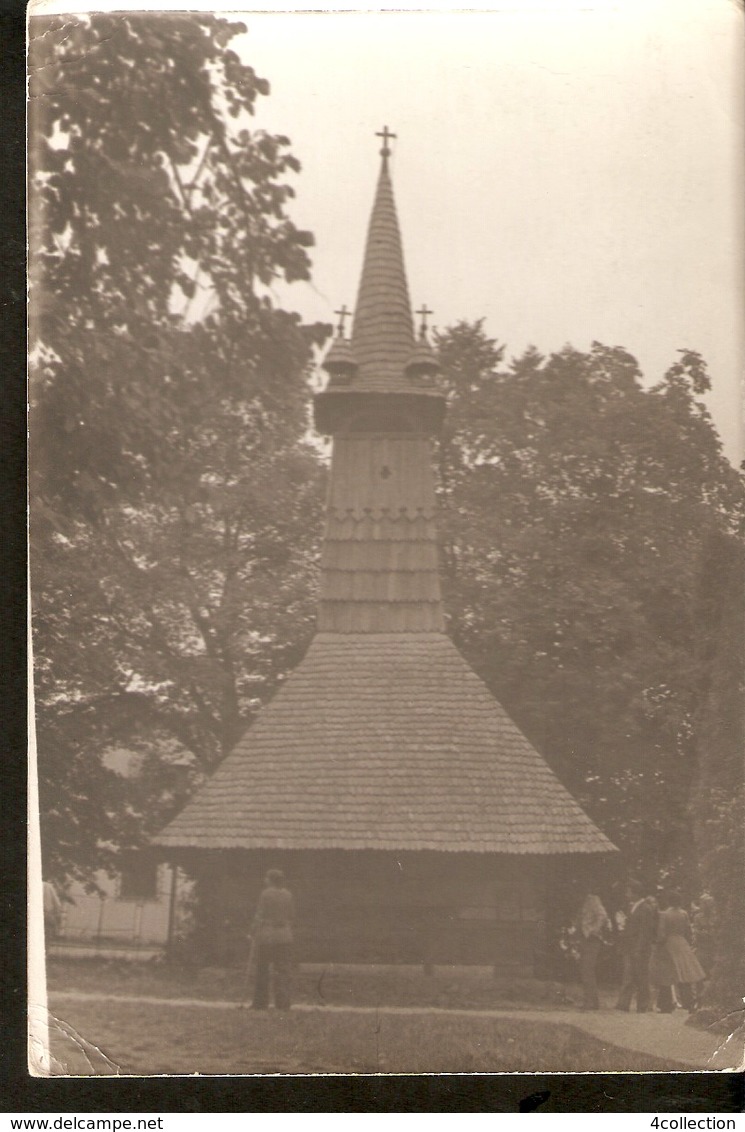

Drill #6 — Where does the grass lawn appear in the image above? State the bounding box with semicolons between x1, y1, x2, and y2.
47;957;578;1011
47;997;689;1075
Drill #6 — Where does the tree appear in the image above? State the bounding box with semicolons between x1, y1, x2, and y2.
28;10;325;513
435;322;745;880
28;12;329;882
690;532;745;1017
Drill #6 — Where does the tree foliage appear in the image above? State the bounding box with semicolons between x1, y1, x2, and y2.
28;12;329;882
435;322;745;881
689;533;745;1014
29;10;325;512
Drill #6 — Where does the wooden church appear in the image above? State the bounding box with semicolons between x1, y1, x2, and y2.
156;132;615;968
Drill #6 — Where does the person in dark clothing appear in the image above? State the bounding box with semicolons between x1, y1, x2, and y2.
251;869;295;1011
615;881;658;1013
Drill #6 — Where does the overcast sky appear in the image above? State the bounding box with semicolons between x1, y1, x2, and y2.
227;2;743;462
32;0;744;459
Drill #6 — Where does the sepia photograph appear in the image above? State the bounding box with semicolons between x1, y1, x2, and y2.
27;0;744;1077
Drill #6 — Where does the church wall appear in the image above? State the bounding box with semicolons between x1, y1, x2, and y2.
185;849;547;970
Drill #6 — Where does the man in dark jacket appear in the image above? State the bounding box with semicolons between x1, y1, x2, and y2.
251;869;295;1011
615;880;658;1013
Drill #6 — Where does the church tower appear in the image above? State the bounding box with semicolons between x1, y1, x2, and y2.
157;132;614;966
315;126;445;636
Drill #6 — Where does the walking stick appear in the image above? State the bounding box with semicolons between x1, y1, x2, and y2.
238;932;259;1009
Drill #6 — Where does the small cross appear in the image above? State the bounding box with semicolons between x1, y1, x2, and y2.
416;304;433;337
376;126;397;158
334;305;352;338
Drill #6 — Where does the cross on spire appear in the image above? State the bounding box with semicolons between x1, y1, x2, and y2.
334;304;352;338
416;304;433;338
376;126;397;159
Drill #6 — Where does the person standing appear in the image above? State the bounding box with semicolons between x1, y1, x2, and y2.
250;868;295;1011
577;891;611;1010
654;891;706;1012
615;881;658;1012
692;893;717;978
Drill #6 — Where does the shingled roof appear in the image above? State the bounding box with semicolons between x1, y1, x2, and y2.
156;633;615;854
350;150;415;389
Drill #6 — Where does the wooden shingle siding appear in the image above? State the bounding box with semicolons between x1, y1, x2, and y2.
317;601;445;633
156;633;615;855
327;436;438;517
324;514;438;541
319;570;441;602
319;433;445;632
322;539;440;572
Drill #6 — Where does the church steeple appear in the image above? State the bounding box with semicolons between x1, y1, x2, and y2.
315;129;444;434
313;130;446;633
350;128;416;390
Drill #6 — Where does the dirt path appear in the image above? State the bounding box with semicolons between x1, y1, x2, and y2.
45;989;743;1071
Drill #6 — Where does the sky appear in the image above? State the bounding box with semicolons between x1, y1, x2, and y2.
31;0;744;459
227;1;743;462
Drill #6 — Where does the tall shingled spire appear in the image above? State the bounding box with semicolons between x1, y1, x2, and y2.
350;129;416;391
